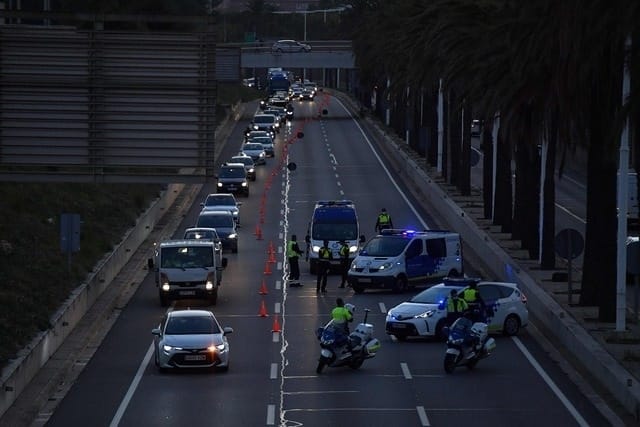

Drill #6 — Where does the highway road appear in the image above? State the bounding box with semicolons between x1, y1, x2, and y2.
41;93;612;427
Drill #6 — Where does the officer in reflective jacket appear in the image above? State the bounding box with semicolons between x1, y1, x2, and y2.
317;240;332;294
338;240;350;288
375;208;393;233
287;234;304;287
462;282;485;321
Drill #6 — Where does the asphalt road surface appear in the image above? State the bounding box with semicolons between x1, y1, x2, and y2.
41;94;612;427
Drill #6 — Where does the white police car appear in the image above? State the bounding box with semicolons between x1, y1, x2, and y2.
385;278;528;340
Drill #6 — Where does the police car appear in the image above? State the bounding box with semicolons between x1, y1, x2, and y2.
385;278;528;340
348;229;462;293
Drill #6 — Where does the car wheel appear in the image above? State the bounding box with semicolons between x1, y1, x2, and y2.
216;363;229;372
392;276;408;293
394;334;407;341
316;357;328;374
503;314;521;336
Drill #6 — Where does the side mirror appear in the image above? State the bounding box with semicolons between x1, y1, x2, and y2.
151;328;161;336
200;203;205;208
223;326;234;335
147;258;154;269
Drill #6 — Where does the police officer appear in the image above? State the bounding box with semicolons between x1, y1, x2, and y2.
375;208;393;233
446;289;468;325
462;282;485;321
287;234;304;287
317;240;332;294
338;240;350;288
331;298;354;351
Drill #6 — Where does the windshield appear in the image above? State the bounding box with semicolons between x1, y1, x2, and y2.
361;236;409;257
160;246;213;269
311;223;358;241
254;137;273;145
410;287;452;304
165;315;220;335
243;143;263;151
231;157;253;166
204;195;235;206
254;115;276;124
219;166;245;178
197;214;234;228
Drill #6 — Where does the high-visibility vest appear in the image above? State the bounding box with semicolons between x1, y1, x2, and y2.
319;247;331;260
462;288;479;303
287;241;298;258
378;213;391;225
447;297;468;313
339;244;349;259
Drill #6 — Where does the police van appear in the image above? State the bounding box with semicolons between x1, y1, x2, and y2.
347;229;463;293
305;200;365;274
147;239;228;306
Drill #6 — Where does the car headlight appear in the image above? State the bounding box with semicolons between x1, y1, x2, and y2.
241;182;248;187
259;152;265;158
217;182;223;187
163;344;182;352
349;245;357;253
378;262;394;270
253;125;259;130
209;343;227;353
415;310;435;318
206;280;214;290
228;233;237;239
161;283;170;291
249;168;255;173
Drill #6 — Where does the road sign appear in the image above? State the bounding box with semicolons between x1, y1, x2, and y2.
554;228;584;260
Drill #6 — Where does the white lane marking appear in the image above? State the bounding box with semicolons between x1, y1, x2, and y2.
272;331;280;342
270;363;278;379
416;406;430;426
400;362;412;379
555;202;586;224
109;343;154;427
277;261;283;271
512;336;589;427
329;153;337;165
275;302;281;313
378;302;387;313
276;280;282;290
333;98;429;230
266;404;276;425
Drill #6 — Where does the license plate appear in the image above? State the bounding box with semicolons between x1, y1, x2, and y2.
179;290;196;296
358;278;371;283
393;323;407;328
184;354;206;361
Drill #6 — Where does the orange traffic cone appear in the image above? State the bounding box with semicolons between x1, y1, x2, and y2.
254;224;260;235
268;250;277;264
259;300;268;317
263;260;272;275
256;225;263;240
259;279;268;295
271;314;281;333
268;241;275;255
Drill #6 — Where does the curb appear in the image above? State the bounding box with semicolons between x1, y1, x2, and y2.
330;89;640;421
0;101;246;421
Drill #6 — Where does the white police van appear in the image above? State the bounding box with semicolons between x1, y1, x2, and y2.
305;200;365;274
347;229;463;293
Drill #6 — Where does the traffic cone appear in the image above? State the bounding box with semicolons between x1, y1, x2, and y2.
271;314;281;333
263;260;272;275
259;300;268;317
254;224;260;235
268;241;275;254
268;250;277;264
259;278;268;295
256;225;263;240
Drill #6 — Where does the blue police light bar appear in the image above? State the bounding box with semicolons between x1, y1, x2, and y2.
315;200;354;207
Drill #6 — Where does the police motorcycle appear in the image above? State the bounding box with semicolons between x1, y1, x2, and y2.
442;310;496;374
315;305;381;374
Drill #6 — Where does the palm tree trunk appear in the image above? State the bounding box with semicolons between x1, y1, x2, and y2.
493;125;513;233
482;120;494;219
540;118;557;269
459;101;472;195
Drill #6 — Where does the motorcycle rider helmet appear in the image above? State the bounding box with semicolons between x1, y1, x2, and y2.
344;303;355;316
